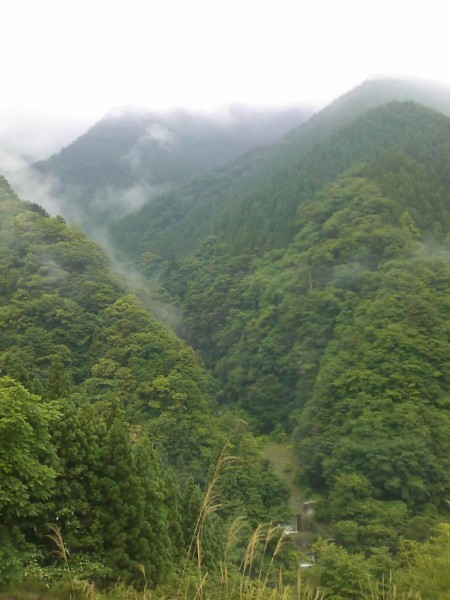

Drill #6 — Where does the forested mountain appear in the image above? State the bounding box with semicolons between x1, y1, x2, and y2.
0;175;289;589
25;105;309;234
111;79;450;259
110;99;450;576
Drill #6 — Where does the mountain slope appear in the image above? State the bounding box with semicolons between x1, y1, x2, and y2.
25;105;309;233
111;79;450;260
0;174;219;468
162;101;450;425
0;174;290;586
147;101;450;552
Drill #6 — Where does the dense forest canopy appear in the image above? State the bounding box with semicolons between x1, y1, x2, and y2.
111;99;450;591
110;80;450;260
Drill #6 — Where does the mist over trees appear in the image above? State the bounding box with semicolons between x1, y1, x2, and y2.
18;105;311;237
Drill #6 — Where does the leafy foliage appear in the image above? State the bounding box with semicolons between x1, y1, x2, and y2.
0;175;288;588
133;103;450;556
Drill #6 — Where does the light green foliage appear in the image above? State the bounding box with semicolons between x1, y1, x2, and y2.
297;245;450;509
394;523;450;599
0;376;59;584
0;377;59;520
137;103;450;557
328;474;409;551
218;457;290;527
311;541;373;599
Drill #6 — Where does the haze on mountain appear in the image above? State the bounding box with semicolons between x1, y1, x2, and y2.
13;104;311;237
3;0;450;187
111;78;450;260
107;78;450;563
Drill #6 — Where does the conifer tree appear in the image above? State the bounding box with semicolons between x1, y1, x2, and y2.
50;397;105;554
99;418;145;581
46;355;71;400
133;435;173;585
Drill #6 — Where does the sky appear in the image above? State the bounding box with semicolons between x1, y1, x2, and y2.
1;0;450;158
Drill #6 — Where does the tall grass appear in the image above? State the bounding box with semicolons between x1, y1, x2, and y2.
21;451;425;600
47;523;76;600
173;446;321;599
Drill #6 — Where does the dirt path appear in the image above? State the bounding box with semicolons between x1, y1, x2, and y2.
261;441;305;515
262;440;333;551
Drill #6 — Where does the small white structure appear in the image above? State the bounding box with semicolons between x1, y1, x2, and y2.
302;500;315;517
278;521;298;535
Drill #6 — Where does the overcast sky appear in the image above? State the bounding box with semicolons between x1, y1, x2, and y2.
1;0;449;158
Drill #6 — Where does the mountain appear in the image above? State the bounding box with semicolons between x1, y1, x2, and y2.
0;173;220;470
159;101;450;424
110;78;450;260
115;99;450;557
24;105;310;234
108;83;450;554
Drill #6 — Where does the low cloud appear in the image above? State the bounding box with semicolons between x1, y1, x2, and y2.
88;182;171;222
0;112;88;167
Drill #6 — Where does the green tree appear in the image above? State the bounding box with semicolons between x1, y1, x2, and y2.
50;397;105;554
394;524;450;599
0;377;59;583
98;418;141;581
311;541;373;599
132;435;174;586
46;355;71;400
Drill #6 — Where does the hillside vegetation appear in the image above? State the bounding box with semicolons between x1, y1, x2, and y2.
115;100;450;583
111;79;450;259
0;175;289;591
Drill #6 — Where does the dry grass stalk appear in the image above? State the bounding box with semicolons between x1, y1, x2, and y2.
242;523;266;578
138;564;148;596
191;572;208;600
178;446;236;597
219;516;248;600
257;523;281;582
224;516;248;562
47;523;76;600
259;527;288;597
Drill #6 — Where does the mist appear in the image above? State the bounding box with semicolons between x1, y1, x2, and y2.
4;102;310;243
0;111;90;170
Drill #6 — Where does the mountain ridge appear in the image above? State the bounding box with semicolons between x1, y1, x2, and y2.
149;100;450;543
111;78;450;261
24;104;311;234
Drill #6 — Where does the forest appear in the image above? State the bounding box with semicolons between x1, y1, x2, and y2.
1;80;450;599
